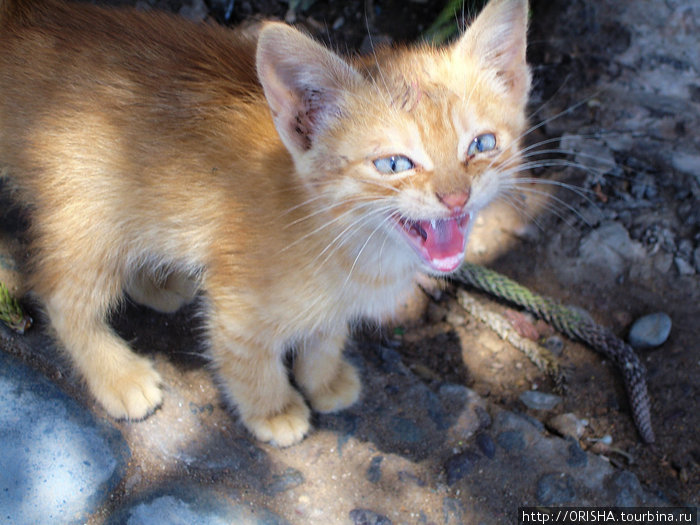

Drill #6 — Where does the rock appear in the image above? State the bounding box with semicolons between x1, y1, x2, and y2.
178;0;208;21
519;390;562;411
0;352;129;524
109;483;289;525
547;413;587;439
496;430;526;452
536;473;576;505
366;456;383;483
544;336;565;356
559;135;617;176
475;432;496;459
675;256;696;275
566;441;588;467
628;312;672;349
672;151;700;183
578;222;646;280
264;467;304;496
349;508;392;525
607;471;645;507
444;449;480;485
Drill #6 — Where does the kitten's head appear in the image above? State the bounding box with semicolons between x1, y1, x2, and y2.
257;0;530;275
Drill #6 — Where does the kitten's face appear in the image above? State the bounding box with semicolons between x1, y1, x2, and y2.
319;49;529;274
258;0;530;275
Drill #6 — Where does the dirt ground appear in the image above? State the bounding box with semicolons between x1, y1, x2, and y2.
2;0;698;515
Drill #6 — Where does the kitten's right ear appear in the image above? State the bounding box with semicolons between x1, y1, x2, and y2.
256;23;362;157
455;0;530;105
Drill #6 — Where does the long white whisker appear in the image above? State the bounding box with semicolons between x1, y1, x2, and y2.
278;200;380;254
311;204;396;271
343;213;396;286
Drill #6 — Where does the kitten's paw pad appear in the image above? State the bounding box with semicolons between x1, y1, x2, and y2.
90;357;163;420
308;360;361;413
246;395;311;447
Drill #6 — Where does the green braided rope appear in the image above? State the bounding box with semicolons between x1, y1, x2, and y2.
0;281;31;334
453;262;655;444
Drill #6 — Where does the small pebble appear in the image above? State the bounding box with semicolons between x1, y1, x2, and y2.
366;456;383;484
474;405;492;429
444;449;480;485
547;413;587;440
566;441;588;468
496;430;526;452
349;508;392;525
519;390;562;411
331;16;345;30
544;335;564;356
475;432;496;459
627;312;672;350
674;256;696;275
536;473;576;505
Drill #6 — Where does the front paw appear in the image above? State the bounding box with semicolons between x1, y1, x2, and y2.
88;355;163;420
307;359;361;413
244;392;311;447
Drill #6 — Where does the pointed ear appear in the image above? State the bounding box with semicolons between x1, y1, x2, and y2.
256;23;361;157
455;0;530;103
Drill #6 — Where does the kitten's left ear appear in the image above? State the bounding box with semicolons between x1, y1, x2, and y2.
256;23;362;157
455;0;531;104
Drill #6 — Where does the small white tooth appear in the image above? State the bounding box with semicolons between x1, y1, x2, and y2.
431;219;437;229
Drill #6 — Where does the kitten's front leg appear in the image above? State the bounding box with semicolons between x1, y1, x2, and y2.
294;329;361;413
43;287;163;420
208;322;310;447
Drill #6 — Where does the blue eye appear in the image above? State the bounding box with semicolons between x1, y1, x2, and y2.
373;155;414;175
467;133;497;157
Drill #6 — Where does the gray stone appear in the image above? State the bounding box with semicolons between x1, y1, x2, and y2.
264;467;304;496
675;256;696;275
349;508;392;525
547;413;587;439
0;351;129;525
578;222;646;279
519;390;562;411
496;430;526;452
536;473;576;505
110;485;290;525
444;449;480;485
607;471;645;507
566;441;588;468
475;432;496;459
366;456;383;483
628;312;672;349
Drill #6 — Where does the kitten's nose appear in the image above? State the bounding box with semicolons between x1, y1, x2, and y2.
438;190;470;212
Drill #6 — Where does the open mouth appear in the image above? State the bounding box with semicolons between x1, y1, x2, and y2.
393;213;472;273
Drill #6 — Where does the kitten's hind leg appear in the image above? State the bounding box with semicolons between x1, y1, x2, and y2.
36;255;162;419
126;267;199;314
293;329;361;413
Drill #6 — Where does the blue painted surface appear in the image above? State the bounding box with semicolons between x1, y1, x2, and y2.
108;484;290;525
0;351;129;525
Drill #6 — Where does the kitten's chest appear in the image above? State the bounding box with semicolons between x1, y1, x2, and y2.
295;268;418;333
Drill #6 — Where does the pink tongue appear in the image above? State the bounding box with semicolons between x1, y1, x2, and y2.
419;218;465;259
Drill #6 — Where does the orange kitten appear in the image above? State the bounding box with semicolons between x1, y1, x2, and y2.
0;0;530;446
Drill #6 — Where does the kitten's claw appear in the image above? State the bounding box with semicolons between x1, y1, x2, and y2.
307;360;361;413
88;355;163;420
245;393;310;447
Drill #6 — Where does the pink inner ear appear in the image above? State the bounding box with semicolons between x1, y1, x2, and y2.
256;23;360;156
292;88;326;151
